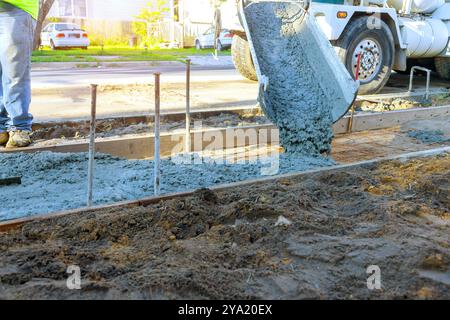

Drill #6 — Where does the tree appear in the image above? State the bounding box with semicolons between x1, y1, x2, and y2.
132;0;170;48
33;0;56;50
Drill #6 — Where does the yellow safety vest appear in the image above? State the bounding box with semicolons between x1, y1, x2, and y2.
3;0;39;19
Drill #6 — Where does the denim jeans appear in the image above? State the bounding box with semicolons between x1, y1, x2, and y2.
0;6;34;132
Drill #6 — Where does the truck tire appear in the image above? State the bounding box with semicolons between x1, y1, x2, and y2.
435;57;450;80
231;35;257;81
334;16;395;95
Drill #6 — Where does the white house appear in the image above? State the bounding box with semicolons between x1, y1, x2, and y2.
47;0;220;46
49;0;149;21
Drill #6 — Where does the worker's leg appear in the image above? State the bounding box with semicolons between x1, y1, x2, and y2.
0;8;34;132
0;63;8;133
0;29;11;145
0;64;9;145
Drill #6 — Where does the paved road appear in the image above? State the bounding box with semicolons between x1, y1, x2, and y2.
31;64;240;89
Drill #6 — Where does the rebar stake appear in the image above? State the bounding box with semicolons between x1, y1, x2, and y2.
185;59;191;153
154;73;161;196
87;84;98;207
348;53;362;133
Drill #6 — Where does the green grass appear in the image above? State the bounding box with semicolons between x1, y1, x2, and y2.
32;46;231;63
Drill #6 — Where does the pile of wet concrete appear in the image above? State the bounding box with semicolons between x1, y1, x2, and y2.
0;151;333;221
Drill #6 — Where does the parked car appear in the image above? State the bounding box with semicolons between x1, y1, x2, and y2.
195;28;232;51
40;23;90;50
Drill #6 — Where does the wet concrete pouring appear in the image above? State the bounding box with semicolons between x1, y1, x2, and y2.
244;2;358;155
1;1;449;299
0;153;448;299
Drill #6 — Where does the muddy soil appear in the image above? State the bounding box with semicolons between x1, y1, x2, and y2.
0;154;448;300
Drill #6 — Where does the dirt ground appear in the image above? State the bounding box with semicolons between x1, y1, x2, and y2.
29;111;268;147
26;101;450;150
0;154;448;300
357;92;450;112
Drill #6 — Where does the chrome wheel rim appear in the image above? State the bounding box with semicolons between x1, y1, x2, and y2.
352;38;382;83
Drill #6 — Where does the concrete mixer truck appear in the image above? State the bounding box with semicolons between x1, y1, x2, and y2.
220;0;450;94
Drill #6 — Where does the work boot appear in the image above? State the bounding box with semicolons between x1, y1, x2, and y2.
0;132;8;146
5;131;32;148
